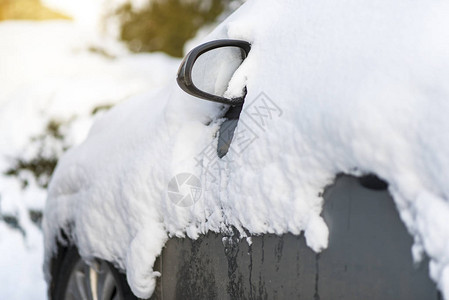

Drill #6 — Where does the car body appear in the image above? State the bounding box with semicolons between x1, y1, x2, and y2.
44;1;449;299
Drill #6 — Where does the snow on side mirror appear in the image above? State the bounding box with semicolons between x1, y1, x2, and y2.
177;39;251;106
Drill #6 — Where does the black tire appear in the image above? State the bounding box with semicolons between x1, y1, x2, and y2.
50;245;139;300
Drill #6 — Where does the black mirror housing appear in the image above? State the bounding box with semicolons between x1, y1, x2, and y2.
177;39;251;106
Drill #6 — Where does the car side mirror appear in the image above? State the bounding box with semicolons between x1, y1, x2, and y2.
177;39;251;106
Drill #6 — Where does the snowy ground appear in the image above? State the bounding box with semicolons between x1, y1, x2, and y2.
0;20;179;299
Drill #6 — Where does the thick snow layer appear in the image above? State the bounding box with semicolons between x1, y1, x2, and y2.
44;0;449;298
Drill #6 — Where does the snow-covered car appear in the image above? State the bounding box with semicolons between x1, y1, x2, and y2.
44;1;449;299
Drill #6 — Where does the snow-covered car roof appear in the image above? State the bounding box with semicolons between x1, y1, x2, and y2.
44;0;449;298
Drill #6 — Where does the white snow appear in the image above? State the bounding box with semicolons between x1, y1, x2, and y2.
42;0;449;299
0;20;179;299
0;223;46;299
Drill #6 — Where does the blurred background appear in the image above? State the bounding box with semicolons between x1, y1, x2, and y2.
0;0;243;298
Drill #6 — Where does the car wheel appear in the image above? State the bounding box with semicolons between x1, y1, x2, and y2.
51;246;139;300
